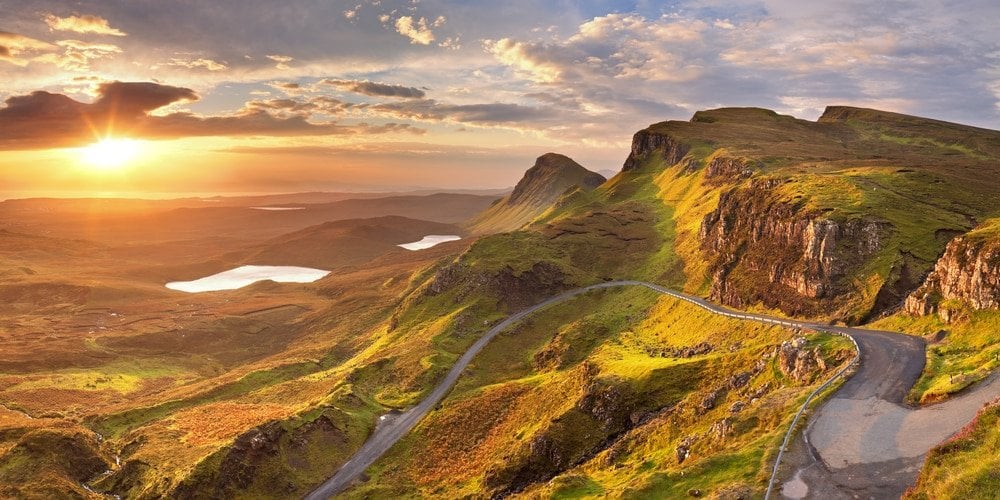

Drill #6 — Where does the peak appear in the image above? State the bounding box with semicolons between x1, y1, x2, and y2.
534;152;583;169
508;153;606;206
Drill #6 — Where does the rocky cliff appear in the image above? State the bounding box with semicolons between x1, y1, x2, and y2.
905;221;1000;322
699;178;888;319
622;129;690;171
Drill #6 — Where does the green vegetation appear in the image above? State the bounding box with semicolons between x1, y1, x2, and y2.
347;287;853;498
2;105;997;497
905;401;1000;499
874;309;1000;403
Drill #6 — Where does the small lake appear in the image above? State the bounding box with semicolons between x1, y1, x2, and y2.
166;265;330;293
398;235;462;251
249;206;305;211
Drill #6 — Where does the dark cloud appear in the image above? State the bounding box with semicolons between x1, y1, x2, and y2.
0;46;10;58
370;99;557;126
95;81;197;116
324;79;426;98
0;81;420;150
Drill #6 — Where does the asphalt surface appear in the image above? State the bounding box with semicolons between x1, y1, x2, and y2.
304;281;996;499
779;327;1000;499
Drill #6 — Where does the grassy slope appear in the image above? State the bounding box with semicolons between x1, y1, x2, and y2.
333;108;995;497
869;218;1000;403
348;288;852;498
905;401;1000;499
2;107;996;497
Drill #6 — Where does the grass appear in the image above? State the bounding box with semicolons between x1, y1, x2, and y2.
873;309;1000;403
905;401;1000;499
4;105;998;497
348;286;854;499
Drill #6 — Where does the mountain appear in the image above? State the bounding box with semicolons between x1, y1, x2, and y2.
468;153;606;233
238;215;465;269
3;107;999;499
0;193;498;246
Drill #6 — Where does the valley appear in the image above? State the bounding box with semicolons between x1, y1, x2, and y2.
1;106;998;499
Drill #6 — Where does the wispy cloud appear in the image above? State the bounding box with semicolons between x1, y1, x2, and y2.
323;79;425;98
43;13;126;36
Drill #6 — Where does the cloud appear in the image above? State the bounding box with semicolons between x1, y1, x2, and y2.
0;31;119;70
0;31;56;66
369;99;558;126
323;79;425;98
486;14;708;84
244;96;368;116
266;54;294;70
43;13;126;36
167;57;228;71
0;81;420;150
394;16;435;45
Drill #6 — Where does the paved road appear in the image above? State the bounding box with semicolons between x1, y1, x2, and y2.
779;327;1000;499
304;280;997;499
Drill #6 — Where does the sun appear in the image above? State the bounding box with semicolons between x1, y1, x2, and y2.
81;138;142;170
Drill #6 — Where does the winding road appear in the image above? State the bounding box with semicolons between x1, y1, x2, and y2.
305;281;1000;499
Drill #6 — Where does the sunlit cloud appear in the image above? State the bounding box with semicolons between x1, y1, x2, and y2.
394;16;436;45
0;81;422;150
43;13;126;36
266;54;294;70
166;57;228;72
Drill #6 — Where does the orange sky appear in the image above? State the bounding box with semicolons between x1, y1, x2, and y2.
1;1;997;196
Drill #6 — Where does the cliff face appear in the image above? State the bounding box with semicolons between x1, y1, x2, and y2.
621;129;689;171
905;225;1000;322
700;178;888;318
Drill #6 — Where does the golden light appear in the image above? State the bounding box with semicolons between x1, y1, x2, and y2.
81;138;142;170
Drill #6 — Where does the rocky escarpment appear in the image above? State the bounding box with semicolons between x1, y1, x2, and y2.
167;410;352;498
423;260;569;313
482;365;660;496
905;224;1000;322
621;129;690;171
703;155;759;183
700;178;889;319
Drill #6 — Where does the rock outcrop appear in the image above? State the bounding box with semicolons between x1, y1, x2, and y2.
424;260;569;312
905;224;1000;322
621;129;690;171
703;155;759;183
777;338;827;384
699;178;889;318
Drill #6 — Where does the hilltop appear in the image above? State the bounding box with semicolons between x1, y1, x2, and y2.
468;153;605;233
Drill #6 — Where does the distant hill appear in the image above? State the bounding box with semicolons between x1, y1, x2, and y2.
240;215;465;269
0;193;498;245
468;153;606;233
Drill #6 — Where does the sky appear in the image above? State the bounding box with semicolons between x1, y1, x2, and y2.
0;0;997;196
